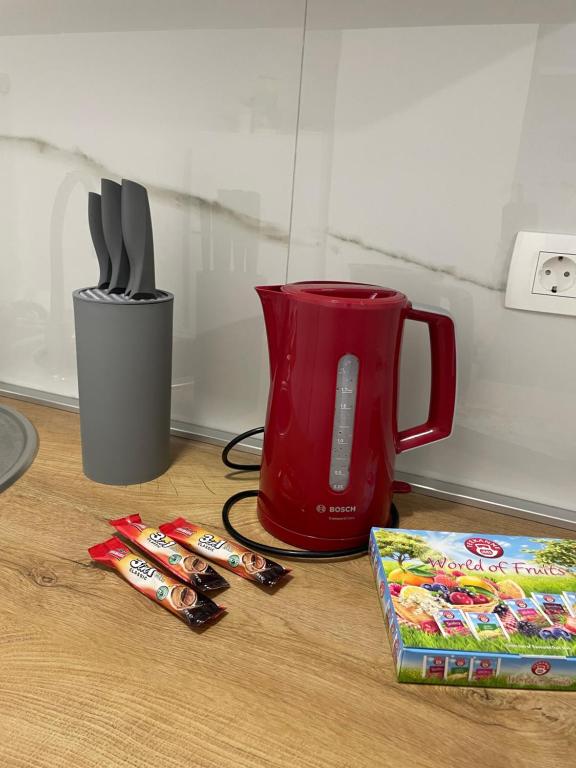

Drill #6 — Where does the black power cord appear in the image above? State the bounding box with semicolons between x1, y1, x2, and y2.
221;426;264;471
221;428;400;559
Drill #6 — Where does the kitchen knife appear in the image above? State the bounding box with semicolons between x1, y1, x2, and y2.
101;179;130;293
121;179;156;298
88;192;112;289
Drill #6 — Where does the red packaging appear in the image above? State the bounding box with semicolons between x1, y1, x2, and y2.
109;514;228;591
88;537;224;627
159;518;290;587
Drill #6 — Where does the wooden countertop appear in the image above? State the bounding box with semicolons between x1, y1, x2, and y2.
0;395;574;768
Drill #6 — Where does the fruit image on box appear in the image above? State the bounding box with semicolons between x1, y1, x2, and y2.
369;528;576;689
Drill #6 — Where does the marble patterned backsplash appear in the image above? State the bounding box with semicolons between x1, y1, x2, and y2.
2;0;576;513
0;10;304;436
288;9;576;511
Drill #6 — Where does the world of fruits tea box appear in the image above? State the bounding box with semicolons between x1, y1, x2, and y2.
369;528;576;690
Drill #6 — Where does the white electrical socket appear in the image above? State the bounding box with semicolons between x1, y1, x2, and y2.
532;251;576;297
505;232;576;316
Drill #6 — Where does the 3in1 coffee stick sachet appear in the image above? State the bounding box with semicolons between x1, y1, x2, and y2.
109;514;229;591
88;537;225;627
159;518;290;587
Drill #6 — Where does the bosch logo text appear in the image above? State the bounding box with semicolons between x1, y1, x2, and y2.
317;504;356;513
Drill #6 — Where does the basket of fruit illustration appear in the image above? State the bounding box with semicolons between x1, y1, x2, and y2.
388;568;525;627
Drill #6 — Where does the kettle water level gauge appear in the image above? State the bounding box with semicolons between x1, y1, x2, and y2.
329;354;359;491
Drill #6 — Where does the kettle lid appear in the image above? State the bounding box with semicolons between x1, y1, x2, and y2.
283;281;405;308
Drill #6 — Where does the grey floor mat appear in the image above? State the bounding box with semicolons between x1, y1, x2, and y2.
0;403;38;492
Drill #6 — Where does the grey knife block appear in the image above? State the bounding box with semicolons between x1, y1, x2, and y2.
73;288;173;485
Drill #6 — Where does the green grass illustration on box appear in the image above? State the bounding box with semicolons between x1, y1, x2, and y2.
369;528;576;690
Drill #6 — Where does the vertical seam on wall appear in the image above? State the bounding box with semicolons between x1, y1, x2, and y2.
285;0;308;282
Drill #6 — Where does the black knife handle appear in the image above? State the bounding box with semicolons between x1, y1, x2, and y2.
121;179;156;297
101;179;130;293
88;192;112;289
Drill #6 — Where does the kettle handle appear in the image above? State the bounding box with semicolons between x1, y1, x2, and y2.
395;304;457;453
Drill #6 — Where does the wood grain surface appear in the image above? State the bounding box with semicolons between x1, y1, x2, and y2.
0;395;574;768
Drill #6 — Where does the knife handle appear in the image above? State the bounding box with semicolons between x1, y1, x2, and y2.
122;179;156;298
102;179;130;293
88;193;112;289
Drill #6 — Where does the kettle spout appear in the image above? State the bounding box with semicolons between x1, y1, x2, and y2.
256;285;286;380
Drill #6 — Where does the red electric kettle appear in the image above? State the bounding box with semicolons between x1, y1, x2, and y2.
222;281;456;557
